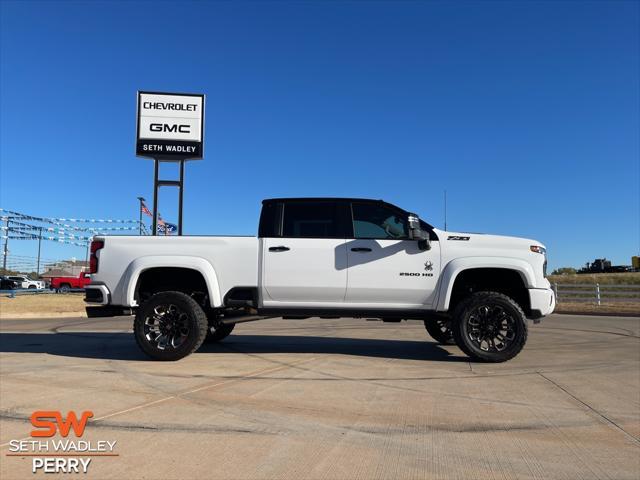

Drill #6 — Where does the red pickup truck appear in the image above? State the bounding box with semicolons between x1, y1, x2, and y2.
50;271;92;293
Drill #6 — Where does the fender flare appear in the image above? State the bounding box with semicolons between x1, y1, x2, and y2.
436;257;536;311
121;256;222;307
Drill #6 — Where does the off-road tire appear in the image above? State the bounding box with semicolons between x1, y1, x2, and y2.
134;291;208;361
452;291;528;362
424;316;455;345
205;322;235;343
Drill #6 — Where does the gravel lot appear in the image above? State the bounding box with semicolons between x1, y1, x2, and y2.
1;314;639;479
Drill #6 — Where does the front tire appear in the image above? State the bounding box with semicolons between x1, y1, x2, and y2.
452;291;528;362
424;316;455;345
134;291;208;361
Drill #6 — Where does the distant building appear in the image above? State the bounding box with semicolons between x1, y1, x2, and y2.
40;260;88;278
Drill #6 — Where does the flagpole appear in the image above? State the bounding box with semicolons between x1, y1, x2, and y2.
137;197;145;236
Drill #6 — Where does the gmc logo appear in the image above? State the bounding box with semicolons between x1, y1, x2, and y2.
150;123;190;133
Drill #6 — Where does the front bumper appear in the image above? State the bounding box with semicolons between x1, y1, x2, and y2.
528;287;556;320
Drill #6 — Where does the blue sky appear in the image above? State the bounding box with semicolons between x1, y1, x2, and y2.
1;0;638;271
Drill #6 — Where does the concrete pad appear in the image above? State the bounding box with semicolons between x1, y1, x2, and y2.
1;314;639;479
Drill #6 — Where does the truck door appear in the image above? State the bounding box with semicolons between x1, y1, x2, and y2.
261;200;349;305
345;201;441;308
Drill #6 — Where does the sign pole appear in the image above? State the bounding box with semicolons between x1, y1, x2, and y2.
152;159;159;236
178;160;185;236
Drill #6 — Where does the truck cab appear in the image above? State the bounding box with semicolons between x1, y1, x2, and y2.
253;198;440;311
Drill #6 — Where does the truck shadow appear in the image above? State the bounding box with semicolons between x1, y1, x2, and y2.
0;332;465;363
203;335;465;362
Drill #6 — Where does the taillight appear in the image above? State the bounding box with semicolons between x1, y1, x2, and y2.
89;240;104;273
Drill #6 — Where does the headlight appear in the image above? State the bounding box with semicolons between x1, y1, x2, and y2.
530;245;546;255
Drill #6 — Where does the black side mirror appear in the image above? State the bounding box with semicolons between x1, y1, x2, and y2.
418;239;431;251
408;213;431;250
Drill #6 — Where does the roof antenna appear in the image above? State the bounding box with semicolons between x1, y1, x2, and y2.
444;189;448;231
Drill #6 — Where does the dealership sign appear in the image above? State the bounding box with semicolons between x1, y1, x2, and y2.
136;91;205;160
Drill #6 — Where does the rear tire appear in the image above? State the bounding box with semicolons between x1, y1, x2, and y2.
424;316;455;345
452;291;528;362
59;284;71;294
205;323;235;342
134;291;208;361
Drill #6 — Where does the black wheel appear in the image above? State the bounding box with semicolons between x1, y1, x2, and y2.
134;291;208;361
452;291;528;362
424;316;455;345
28;285;36;289
205;322;235;343
59;284;71;294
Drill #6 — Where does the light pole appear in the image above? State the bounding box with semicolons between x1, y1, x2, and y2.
137;197;145;235
36;227;42;275
2;217;10;272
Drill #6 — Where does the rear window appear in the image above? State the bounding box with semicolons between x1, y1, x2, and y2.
282;202;340;238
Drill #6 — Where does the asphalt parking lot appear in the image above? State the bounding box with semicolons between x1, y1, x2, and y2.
1;314;639;479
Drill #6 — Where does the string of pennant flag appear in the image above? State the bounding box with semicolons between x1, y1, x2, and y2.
0;206;177;274
2;226;95;241
0;235;90;247
0;208;139;224
0;208;148;251
1;218;139;233
1;203;176;252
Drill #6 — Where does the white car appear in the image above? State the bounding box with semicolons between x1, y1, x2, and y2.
8;276;45;290
86;197;555;363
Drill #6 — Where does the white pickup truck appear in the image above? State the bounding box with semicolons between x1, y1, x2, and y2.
85;198;555;362
7;275;46;290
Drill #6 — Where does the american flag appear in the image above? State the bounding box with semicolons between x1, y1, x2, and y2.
140;201;153;218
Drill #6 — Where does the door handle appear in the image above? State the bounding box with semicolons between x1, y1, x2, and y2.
351;247;372;252
269;246;290;252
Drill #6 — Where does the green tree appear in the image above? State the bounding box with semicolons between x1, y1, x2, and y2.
551;267;577;275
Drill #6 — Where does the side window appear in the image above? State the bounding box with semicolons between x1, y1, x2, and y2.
258;202;282;237
352;203;408;239
282;202;340;238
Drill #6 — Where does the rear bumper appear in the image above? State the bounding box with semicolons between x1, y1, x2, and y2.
84;284;110;305
528;287;556;320
85;284;135;317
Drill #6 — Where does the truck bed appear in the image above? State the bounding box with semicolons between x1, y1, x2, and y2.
92;235;258;306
